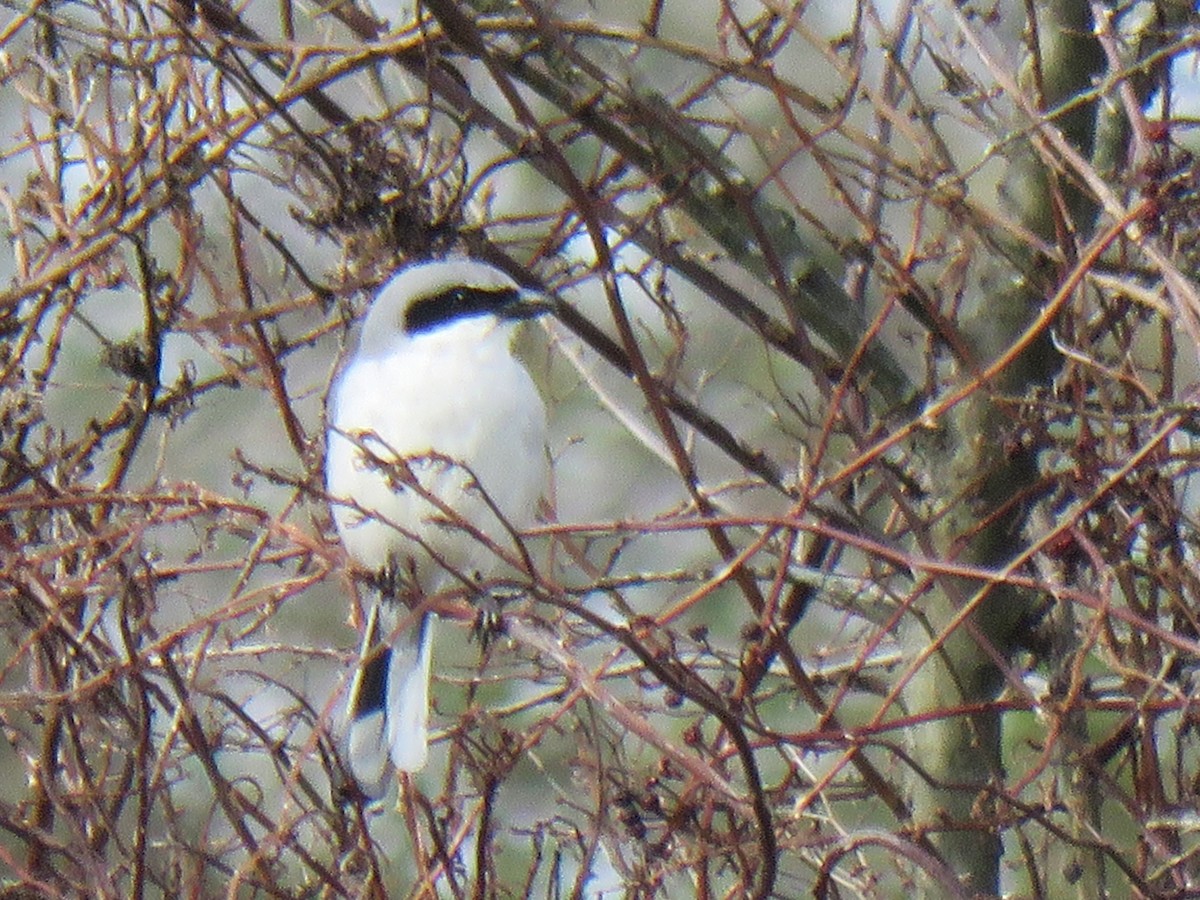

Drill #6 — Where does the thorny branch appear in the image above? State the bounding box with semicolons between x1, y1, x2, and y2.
1;1;1199;896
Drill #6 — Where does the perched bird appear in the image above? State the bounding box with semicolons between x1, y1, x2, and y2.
325;257;549;796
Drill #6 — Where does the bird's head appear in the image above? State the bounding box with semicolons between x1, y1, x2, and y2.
358;257;551;356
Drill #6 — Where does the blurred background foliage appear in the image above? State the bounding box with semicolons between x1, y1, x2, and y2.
2;0;1200;896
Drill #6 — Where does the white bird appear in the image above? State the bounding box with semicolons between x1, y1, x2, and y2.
325;257;549;796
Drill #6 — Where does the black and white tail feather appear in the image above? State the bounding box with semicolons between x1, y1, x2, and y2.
343;602;434;796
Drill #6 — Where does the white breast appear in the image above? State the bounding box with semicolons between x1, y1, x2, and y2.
326;317;547;590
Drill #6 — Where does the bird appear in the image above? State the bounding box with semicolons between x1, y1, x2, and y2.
325;256;549;796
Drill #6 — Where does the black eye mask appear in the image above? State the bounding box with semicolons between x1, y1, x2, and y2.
403;285;523;334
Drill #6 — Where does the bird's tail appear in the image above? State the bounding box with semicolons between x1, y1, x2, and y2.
344;602;435;796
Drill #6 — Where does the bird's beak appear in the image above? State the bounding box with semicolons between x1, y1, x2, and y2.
500;291;555;321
